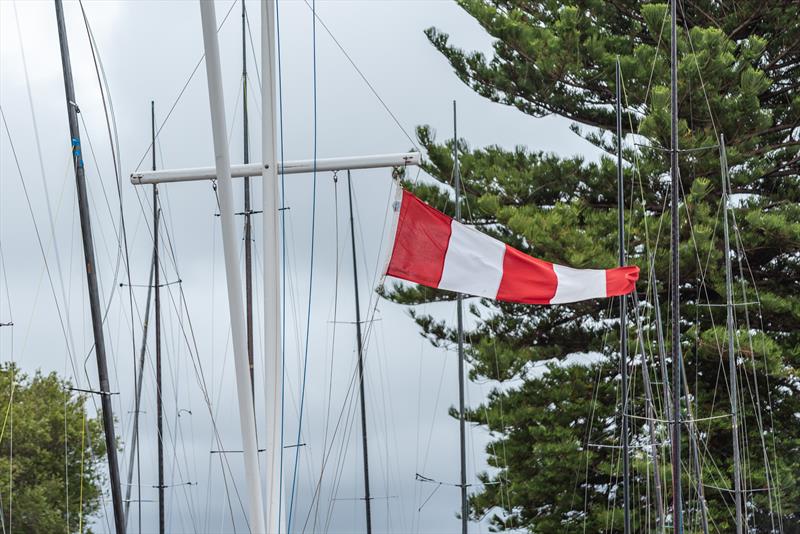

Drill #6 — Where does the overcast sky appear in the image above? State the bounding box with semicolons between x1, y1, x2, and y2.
0;1;601;532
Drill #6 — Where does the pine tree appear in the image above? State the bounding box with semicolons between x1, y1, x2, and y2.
385;2;800;531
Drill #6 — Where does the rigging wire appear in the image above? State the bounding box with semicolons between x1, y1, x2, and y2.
244;8;262;92
9;0;81;392
58;5;167;528
127;116;251;528
619;60;684;533
0;110;118;532
132;0;239;173
164;187;248;520
124;108;215;531
10;3;278;532
727;170;783;527
606;2;783;529
0;108;14;534
618;8;692;529
352;184;406;533
120;0;425;522
574;6;676;530
275;0;291;528
203;218;238;532
298;176;397;532
322;184;397;532
287;0;320;526
124;151;246;532
682;7;774;522
299;0;419;152
682;4;785;524
312;173;342;529
0;110;81;384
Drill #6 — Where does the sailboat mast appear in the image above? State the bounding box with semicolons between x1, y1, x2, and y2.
651;266;710;534
124;103;159;533
198;2;266;530
52;1;125;531
720;134;744;533
346;170;373;533
124;233;154;534
152;101;165;534
242;0;255;397
632;297;667;529
615;59;631;534
669;0;683;531
453;100;468;534
261;0;285;529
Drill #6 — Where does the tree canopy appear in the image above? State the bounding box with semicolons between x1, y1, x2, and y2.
386;1;800;531
0;363;104;533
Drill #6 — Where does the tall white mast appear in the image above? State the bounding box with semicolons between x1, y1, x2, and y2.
261;1;285;531
198;2;266;532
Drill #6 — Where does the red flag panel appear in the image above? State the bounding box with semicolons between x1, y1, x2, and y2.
386;190;452;288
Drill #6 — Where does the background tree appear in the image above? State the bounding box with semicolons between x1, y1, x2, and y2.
386;1;800;531
0;363;105;533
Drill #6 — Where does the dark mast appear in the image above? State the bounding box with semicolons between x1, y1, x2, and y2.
453;100;468;534
152;101;165;534
242;0;255;397
53;1;125;531
346;170;373;533
669;0;684;532
615;59;631;534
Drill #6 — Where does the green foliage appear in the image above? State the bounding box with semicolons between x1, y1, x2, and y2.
0;363;105;533
386;1;800;531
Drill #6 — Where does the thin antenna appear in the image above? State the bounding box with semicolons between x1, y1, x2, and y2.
53;1;125;531
669;0;684;531
453;100;468;534
153;101;165;534
615;59;631;534
346;170;373;533
720;133;744;533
